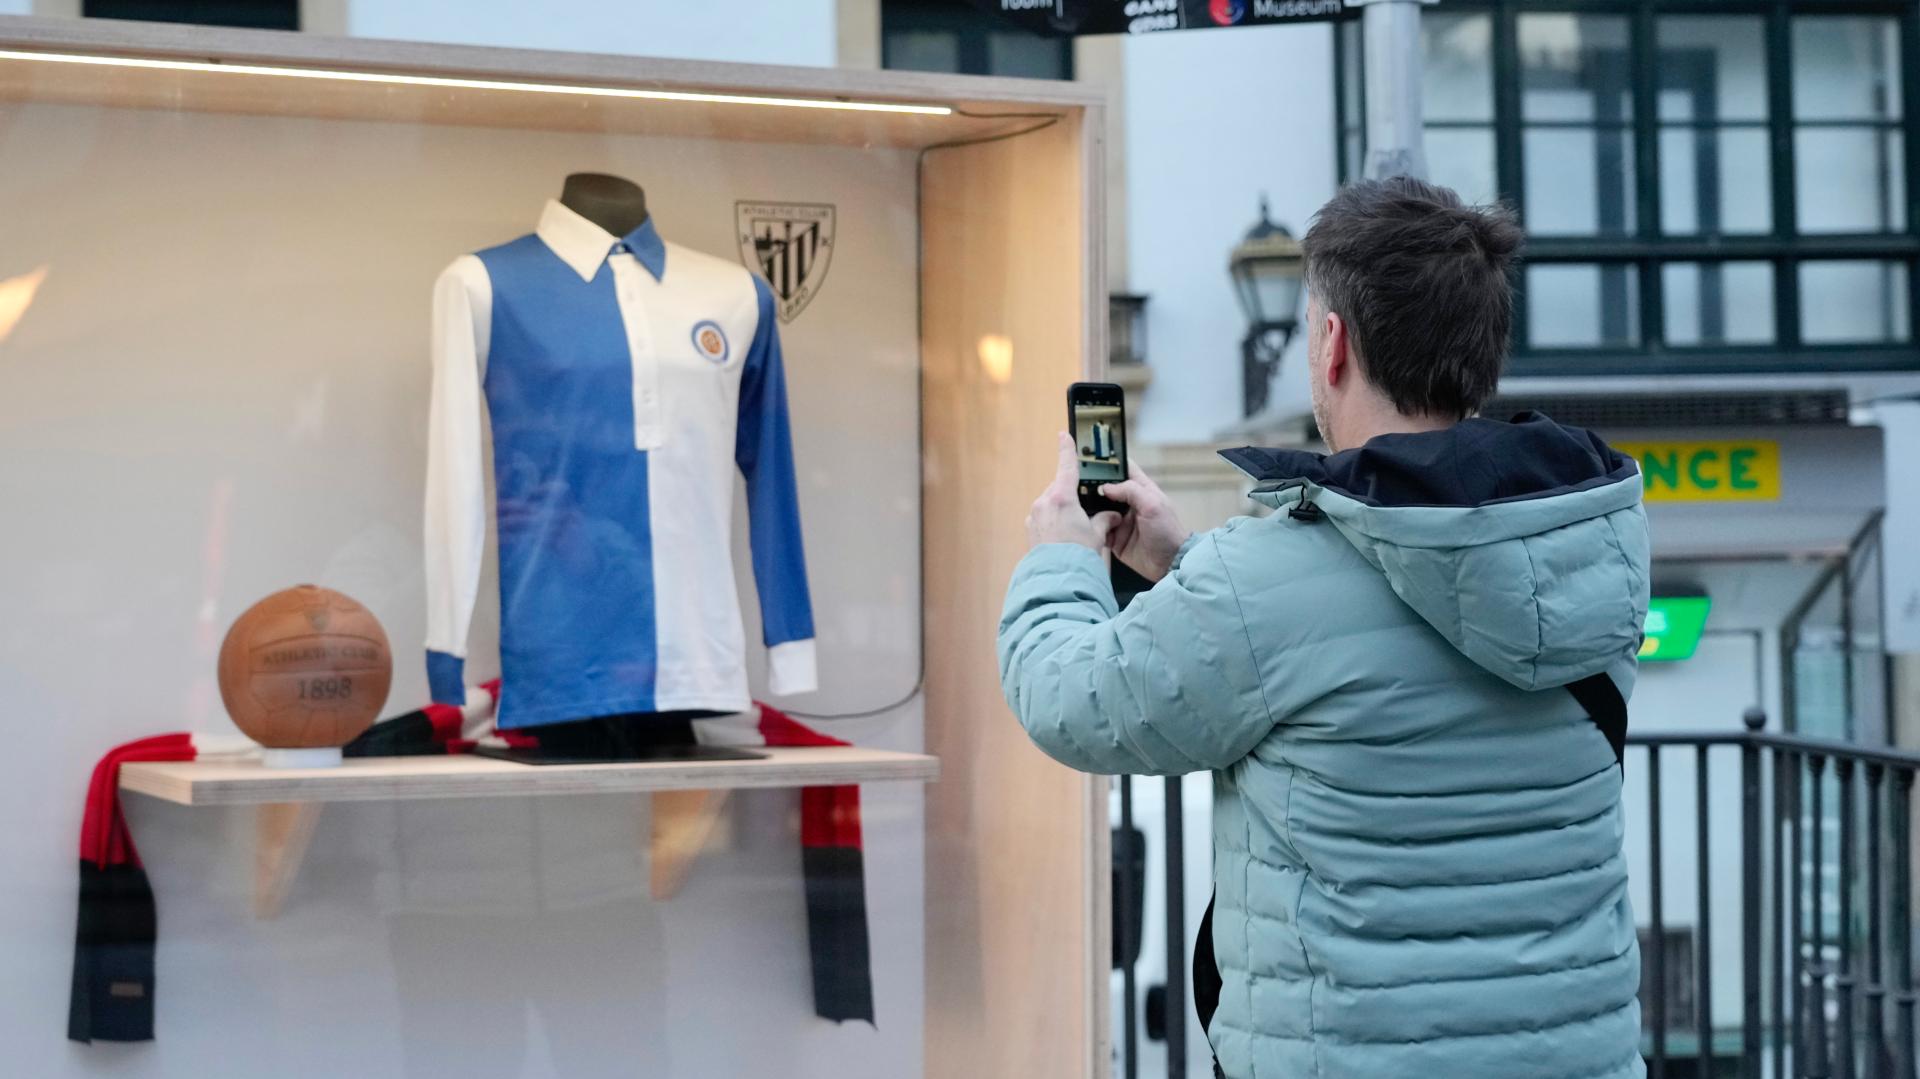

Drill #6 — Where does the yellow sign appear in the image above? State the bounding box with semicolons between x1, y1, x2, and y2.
1614;440;1781;502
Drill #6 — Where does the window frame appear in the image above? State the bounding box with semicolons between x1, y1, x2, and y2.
881;0;1075;81
1336;0;1920;377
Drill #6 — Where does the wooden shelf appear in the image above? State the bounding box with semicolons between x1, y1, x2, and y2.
121;745;938;807
123;747;934;916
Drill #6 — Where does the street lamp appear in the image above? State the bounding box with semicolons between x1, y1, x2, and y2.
1228;197;1306;418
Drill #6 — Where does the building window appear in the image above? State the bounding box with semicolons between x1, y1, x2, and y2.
1337;0;1920;376
1519;13;1636;240
84;0;298;30
1794;17;1905;235
1658;16;1771;238
881;0;1074;80
1425;11;1498;206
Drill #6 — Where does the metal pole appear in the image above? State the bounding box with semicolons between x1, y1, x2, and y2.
1840;759;1860;1079
1652;744;1669;1078
1699;745;1716;1079
1893;772;1915;1079
1165;776;1187;1079
1743;709;1766;1079
1780;749;1795;1079
1794;753;1809;1072
1118;777;1138;1079
1348;0;1436;181
1868;765;1888;1079
1813;754;1833;1077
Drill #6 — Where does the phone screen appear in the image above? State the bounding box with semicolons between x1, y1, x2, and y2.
1069;383;1126;510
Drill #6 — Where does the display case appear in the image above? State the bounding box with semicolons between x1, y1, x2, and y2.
0;15;1108;1078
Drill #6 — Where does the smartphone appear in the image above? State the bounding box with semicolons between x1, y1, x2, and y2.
1068;381;1128;516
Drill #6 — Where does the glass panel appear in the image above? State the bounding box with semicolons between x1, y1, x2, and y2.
1660;127;1772;235
1656;17;1768;123
1794;625;1851;737
1341;16;1364;118
1519;14;1632;122
1426;127;1497;205
1661;262;1776;346
885;29;959;74
1343;130;1364;184
1795;127;1906;233
0;32;1103;1077
1423;12;1493;123
1523;128;1636;236
1793;16;1902;121
1799;260;1912;343
986;32;1064;80
1849;534;1888;743
1527;264;1641;348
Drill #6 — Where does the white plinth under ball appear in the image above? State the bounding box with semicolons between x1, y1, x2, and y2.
262;746;345;769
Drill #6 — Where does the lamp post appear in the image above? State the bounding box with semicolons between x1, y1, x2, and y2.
1228;198;1306;418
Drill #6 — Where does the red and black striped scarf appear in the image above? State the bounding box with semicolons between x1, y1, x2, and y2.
70;733;197;1043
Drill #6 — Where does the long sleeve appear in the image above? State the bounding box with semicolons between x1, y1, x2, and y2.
997;536;1276;777
736;275;817;696
423;255;492;706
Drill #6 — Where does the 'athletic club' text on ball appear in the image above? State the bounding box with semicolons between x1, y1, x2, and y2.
217;585;393;750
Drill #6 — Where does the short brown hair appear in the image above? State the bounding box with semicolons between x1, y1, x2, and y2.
1302;177;1522;419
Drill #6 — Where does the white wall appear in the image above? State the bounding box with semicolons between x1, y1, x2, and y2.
1074;35;1129;288
1122;24;1336;444
837;0;881;69
1882;403;1920;653
345;0;840;66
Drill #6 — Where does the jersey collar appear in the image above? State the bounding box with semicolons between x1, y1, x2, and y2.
536;199;668;283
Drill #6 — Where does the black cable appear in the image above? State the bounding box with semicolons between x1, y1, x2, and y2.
921;107;1064;154
778;107;1065;723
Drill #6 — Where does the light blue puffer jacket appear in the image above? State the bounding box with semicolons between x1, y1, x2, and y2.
999;415;1650;1079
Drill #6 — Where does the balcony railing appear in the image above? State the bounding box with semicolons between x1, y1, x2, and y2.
1634;713;1919;1079
1114;712;1920;1078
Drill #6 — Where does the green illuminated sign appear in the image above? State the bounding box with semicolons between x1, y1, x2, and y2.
1640;596;1711;662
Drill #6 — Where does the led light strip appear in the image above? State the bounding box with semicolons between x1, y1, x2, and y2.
0;48;955;116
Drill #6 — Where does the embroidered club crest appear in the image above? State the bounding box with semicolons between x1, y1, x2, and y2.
691;320;730;364
735;201;835;323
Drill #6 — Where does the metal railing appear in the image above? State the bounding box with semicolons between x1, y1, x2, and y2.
1114;712;1920;1079
1635;712;1920;1079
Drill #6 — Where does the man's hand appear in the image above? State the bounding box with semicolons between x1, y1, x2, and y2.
1027;432;1116;552
1100;461;1190;583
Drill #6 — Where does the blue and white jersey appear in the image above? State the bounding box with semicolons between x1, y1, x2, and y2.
425;200;815;729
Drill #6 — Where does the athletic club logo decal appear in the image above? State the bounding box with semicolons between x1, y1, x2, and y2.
691;320;730;364
736;201;835;323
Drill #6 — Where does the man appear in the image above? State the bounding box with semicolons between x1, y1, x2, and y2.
999;177;1648;1079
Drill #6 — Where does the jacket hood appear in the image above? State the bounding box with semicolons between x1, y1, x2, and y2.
1222;413;1650;691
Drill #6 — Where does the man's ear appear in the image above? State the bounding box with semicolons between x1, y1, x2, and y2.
1323;311;1350;388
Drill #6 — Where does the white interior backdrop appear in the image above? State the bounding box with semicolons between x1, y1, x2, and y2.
0;99;927;1077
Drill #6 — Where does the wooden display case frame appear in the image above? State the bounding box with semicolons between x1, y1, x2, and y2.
0;15;1110;1079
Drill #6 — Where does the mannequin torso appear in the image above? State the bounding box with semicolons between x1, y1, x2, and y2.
560;173;649;237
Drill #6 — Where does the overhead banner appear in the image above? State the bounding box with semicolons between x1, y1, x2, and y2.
976;0;1353;37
